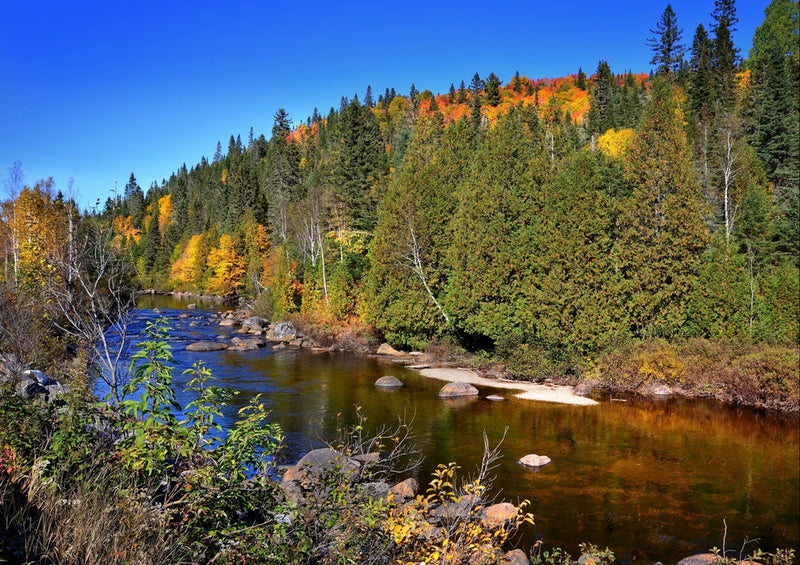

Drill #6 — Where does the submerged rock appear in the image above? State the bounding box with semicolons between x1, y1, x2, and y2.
186;341;229;352
518;454;551;468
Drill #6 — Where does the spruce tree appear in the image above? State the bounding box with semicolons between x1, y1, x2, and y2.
711;0;741;109
576;67;587;90
587;60;619;136
485;72;502;107
647;4;686;78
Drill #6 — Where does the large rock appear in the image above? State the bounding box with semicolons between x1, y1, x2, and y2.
16;376;47;399
518;454;551;468
389;478;419;501
480;502;518;527
375;375;403;388
501;549;531;565
23;369;56;386
438;382;479;398
266;321;297;342
242;316;268;330
676;555;722;565
219;318;238;327
282;448;360;485
186;340;229;352
376;343;403;356
574;383;593;396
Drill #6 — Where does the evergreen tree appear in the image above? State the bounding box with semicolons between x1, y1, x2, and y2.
512;70;523;93
448;83;456;103
576;67;587;90
647;4;686;78
587;60;619;136
329;97;387;230
485;72;502;107
364;85;374;108
749;0;800;110
457;80;467;103
445;111;543;342
711;0;741;109
688;23;715;199
367;115;455;347
124;173;145;225
618;78;709;338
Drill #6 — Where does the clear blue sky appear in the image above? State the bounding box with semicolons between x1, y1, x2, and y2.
1;0;769;210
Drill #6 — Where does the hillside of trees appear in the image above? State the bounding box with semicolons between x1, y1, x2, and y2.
2;0;798;391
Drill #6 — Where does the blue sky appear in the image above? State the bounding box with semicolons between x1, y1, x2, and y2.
1;0;769;210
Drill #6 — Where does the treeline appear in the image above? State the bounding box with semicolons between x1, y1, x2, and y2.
3;0;799;372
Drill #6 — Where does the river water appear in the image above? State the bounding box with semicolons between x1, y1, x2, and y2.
123;295;799;564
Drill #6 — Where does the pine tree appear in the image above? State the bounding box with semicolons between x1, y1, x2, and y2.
688;23;715;200
485;72;502;107
576;67;587;90
587;61;619;136
711;0;741;109
647;4;686;78
457;80;467;103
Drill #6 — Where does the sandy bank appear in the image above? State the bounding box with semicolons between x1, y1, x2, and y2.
418;367;598;406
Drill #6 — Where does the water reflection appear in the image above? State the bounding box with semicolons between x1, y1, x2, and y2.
113;297;798;563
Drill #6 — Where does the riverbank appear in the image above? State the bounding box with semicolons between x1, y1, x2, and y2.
166;297;799;413
293;316;799;413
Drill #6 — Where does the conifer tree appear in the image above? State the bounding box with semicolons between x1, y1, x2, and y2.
711;0;741;109
576;67;587;90
618;78;708;338
485;72;502;107
647;4;686;78
446;111;542;342
587;60;619;136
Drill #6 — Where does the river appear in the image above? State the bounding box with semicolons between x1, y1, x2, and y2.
122;295;799;564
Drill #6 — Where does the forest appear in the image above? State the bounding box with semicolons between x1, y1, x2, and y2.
1;0;798;393
1;1;799;563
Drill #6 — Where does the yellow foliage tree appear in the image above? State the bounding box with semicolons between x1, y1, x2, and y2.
5;181;66;294
596;127;635;157
170;234;207;290
204;234;245;297
157;194;172;236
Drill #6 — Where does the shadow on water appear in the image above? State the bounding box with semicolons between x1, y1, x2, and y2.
108;296;799;564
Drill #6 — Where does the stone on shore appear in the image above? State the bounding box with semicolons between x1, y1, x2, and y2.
501;549;531;565
375;375;404;388
389;478;419;501
574;383;593;396
518;454;551;468
186;340;229;352
480;502;518;527
376;343;403;356
242;316;268;329
266;321;297;342
676;555;723;565
439;382;479;398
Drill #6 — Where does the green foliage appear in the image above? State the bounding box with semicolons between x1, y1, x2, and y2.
446;110;544;342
